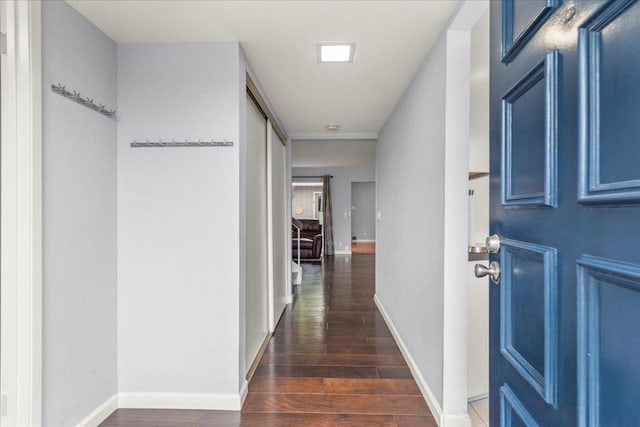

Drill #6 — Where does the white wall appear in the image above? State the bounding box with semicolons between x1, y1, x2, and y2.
351;182;376;241
117;42;242;398
376;30;447;407
292;140;376;168
292;166;375;254
468;9;490;175
467;9;490;401
292;185;323;220
376;2;487;424
42;1;117;425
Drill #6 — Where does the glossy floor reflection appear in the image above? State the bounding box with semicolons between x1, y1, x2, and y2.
102;255;436;426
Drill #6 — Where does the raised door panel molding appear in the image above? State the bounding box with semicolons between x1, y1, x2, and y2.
578;0;640;204
500;384;540;427
577;255;640;427
500;239;558;406
502;51;559;208
501;0;562;63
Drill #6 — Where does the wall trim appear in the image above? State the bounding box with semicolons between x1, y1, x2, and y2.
77;384;249;426
118;391;246;411
289;133;378;141
353;239;375;243
75;394;118;427
374;295;444;425
334;250;352;255
0;1;43;426
239;379;249;407
246;332;271;381
468;392;489;403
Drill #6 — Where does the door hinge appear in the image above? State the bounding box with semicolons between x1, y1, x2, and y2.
1;32;7;55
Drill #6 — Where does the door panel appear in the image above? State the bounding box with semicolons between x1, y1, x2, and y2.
502;0;561;63
501;384;540;427
269;126;288;330
500;239;557;406
246;94;269;374
578;0;640;203
577;256;640;426
502;51;558;207
490;0;640;425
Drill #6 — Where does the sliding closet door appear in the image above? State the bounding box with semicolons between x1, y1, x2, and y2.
245;94;269;374
268;124;288;331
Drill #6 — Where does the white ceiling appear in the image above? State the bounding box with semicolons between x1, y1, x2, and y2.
67;0;458;138
292;140;376;168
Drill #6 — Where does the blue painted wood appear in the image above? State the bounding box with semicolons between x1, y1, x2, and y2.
578;0;640;203
501;51;558;207
502;0;561;63
577;256;640;426
501;384;540;427
490;0;640;425
500;239;557;406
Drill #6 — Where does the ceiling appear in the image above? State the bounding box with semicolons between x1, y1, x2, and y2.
292;140;376;168
67;0;458;139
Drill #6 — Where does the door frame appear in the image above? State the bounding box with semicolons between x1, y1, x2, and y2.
1;1;43;426
245;72;291;363
440;0;489;424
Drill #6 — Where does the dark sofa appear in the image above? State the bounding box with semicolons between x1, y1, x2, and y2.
292;218;323;262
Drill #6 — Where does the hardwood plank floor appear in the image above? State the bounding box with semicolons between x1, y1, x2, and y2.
101;255;435;426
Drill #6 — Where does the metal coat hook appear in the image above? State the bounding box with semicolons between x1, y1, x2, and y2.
51;83;117;119
130;138;235;148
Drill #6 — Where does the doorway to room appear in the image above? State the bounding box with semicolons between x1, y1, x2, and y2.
350;181;376;255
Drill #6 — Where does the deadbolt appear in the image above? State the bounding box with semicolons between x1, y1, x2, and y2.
485;234;501;253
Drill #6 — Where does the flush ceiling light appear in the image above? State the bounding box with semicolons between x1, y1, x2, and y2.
318;42;355;63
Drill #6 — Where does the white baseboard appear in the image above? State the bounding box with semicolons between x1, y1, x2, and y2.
334;250;352;255
442;414;472;427
374;294;444;425
240;380;249;407
75;393;118;427
118;391;245;411
468;392;488;402
76;387;247;426
353;239;375;243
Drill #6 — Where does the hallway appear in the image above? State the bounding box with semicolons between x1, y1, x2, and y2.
102;255;435;426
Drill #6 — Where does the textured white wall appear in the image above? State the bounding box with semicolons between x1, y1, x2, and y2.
117;42;242;395
376;31;447;406
42;1;118;425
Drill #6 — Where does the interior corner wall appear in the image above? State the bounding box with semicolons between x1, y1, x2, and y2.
117;42;242;397
375;30;447;407
291;166;375;254
42;1;118;425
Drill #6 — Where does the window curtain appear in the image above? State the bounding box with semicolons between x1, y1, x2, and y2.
322;175;335;256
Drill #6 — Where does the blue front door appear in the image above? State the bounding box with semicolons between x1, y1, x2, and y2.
489;0;640;425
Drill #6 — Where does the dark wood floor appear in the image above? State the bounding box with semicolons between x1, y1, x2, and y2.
101;255;435;426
